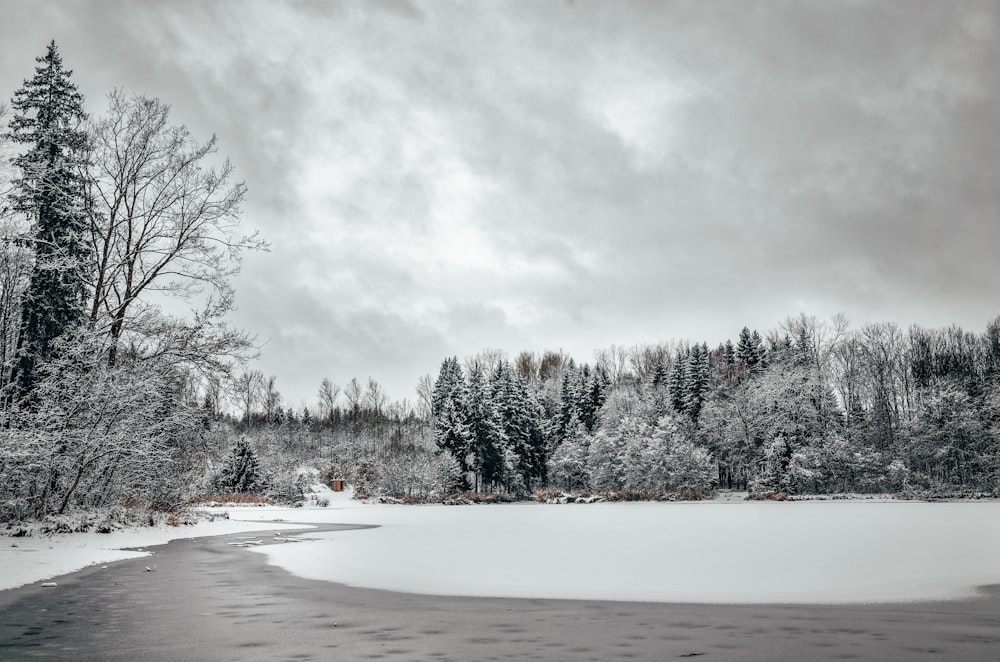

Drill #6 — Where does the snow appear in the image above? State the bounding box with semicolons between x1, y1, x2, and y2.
5;490;1000;604
231;499;1000;604
0;517;308;592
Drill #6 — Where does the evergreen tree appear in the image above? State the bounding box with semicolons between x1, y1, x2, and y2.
432;357;472;486
6;41;90;399
215;437;265;493
668;349;688;413
489;360;547;493
651;358;670;389
684;342;710;421
556;368;578;441
466;362;505;491
736;327;765;377
581;366;607;431
723;339;735;367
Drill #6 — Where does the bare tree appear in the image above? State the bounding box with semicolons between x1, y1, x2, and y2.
317;377;339;423
344;377;362;416
262;374;281;423
595;344;630;386
0;218;30;391
538;349;573;382
415;373;434;422
0;105;32;399
86;90;266;365
232;369;263;427
514;351;538;382
364;376;387;417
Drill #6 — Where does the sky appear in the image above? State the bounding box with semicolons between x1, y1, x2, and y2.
1;0;998;410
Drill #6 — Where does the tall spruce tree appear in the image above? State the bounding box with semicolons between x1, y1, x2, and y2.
432;357;472;486
684;342;710;421
736;327;765;378
668;349;688;413
6;41;89;399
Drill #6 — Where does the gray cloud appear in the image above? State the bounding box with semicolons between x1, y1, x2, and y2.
1;0;998;406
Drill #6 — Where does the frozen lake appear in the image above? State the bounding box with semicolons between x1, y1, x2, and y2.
232;500;1000;604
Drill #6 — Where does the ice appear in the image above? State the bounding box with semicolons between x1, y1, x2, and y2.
6;497;1000;604
237;501;1000;604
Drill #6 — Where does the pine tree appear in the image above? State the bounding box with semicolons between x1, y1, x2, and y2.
723;339;735;367
652;358;670;388
489;360;544;494
432;357;472;486
581;367;607;431
215;437;265;493
556;368;578;441
668;349;688;413
6;41;90;400
736;327;765;378
466;362;505;491
684;343;710;421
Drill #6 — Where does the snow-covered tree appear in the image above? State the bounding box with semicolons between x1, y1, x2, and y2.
548;422;590;490
215;437;265;493
6;41;89;400
432;357;472;486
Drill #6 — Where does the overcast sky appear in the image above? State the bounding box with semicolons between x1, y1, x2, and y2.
1;0;998;409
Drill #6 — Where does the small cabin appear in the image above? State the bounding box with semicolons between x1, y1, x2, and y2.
330;479;346;492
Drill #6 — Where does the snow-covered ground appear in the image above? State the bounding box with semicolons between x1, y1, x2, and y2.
0;517;308;592
5;487;1000;604
232;495;1000;604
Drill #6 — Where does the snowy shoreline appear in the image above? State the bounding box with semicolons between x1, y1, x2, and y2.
5;487;1000;599
0;516;310;592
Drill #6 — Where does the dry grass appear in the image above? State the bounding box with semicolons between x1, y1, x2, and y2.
747;491;793;501
189;493;269;505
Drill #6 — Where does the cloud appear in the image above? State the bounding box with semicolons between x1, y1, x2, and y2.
2;0;998;405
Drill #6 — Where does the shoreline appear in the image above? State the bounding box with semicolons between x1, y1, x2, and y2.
1;523;999;660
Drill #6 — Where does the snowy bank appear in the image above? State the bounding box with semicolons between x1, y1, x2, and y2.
0;516;309;592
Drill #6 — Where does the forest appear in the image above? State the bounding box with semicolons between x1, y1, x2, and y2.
1;42;998;524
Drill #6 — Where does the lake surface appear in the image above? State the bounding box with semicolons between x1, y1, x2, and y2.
234;501;1000;603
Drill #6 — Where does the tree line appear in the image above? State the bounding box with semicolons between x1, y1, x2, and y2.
430;314;1000;497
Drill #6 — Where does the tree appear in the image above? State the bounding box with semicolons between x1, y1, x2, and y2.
363;376;387;418
736;327;764;378
0;333;197;518
432;357;471;486
85;90;263;366
6;41;90;399
415;373;434;422
262;374;281;424
344;377;362;418
668;348;688;413
215;437;265;493
684;343;710;421
0;217;31;389
548;424;590;490
467;361;507;491
233;368;263;427
317;377;339;424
